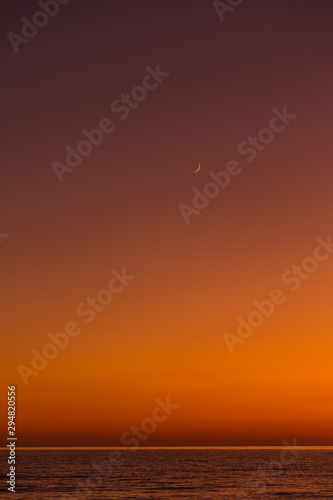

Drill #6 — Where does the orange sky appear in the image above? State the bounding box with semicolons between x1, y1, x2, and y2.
1;0;333;446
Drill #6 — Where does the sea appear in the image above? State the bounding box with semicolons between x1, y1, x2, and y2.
1;448;333;499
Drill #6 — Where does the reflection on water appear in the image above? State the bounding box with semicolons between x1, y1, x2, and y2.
0;449;332;499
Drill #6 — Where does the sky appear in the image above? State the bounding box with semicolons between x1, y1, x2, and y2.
1;0;333;447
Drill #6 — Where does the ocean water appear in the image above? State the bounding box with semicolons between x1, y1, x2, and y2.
1;448;333;499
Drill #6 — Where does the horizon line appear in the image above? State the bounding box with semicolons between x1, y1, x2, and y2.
2;445;333;451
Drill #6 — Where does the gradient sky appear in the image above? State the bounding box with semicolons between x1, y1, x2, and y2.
1;0;333;446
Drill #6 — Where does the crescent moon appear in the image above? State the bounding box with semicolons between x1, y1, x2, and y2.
193;163;201;173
